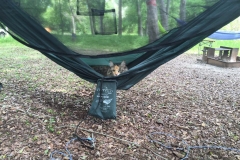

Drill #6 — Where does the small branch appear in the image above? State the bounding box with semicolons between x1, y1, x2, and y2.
142;143;168;160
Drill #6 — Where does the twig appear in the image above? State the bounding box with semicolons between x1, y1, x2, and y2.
81;126;140;146
142;143;168;160
1;105;49;119
26;106;51;118
175;124;190;130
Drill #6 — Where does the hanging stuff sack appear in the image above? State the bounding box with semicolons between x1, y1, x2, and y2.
89;79;117;119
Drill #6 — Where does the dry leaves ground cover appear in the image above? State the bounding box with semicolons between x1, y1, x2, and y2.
0;46;240;160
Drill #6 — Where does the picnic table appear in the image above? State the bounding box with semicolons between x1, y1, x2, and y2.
202;46;239;62
198;39;215;54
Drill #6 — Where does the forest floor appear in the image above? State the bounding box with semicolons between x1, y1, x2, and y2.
0;47;240;160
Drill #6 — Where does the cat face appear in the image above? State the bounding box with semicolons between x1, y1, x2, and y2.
109;61;128;76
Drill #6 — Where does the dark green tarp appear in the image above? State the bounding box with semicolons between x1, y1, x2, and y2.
1;0;240;90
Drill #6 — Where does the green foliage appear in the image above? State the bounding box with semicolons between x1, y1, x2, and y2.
186;0;209;20
33;135;38;141
0;36;23;47
45;117;56;133
25;120;31;126
233;135;239;141
55;34;148;52
211;40;240;48
20;0;52;22
122;1;139;34
47;109;54;114
44;149;49;155
0;155;7;159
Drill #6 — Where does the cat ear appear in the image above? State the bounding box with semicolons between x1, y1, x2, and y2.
120;61;126;67
109;61;114;67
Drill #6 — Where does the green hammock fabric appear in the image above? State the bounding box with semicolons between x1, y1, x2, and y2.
1;0;240;90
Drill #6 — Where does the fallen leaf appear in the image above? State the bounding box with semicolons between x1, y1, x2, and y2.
172;151;185;158
201;122;206;127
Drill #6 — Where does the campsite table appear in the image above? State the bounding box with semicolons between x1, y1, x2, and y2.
206;48;231;61
215;48;231;59
198;40;215;54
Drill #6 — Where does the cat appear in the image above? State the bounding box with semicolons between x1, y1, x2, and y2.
91;61;128;77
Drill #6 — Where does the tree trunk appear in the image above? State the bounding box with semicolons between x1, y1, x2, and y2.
180;0;186;21
144;20;148;36
68;0;76;40
71;15;76;41
58;0;64;35
71;17;76;35
118;0;122;35
146;0;160;43
137;0;143;36
166;0;171;29
166;0;171;14
158;0;168;30
86;0;95;35
100;16;104;34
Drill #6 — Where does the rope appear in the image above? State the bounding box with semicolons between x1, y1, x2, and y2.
50;117;95;160
50;137;76;160
74;115;95;149
50;135;95;160
148;132;240;160
50;125;240;159
95;79;104;113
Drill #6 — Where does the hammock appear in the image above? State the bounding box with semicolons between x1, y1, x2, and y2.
1;0;240;119
167;10;240;41
172;20;240;40
208;30;240;40
1;0;240;90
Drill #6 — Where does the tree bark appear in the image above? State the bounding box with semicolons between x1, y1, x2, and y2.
71;15;76;40
158;0;168;30
59;0;64;35
100;16;104;34
145;20;148;36
166;0;171;14
146;0;160;43
166;0;171;29
137;0;143;36
67;0;76;40
118;0;122;35
180;0;186;21
86;0;95;35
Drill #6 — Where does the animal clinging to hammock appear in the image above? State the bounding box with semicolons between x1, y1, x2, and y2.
108;61;128;76
91;61;128;77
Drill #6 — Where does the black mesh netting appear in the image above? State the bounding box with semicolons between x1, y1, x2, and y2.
77;0;106;16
